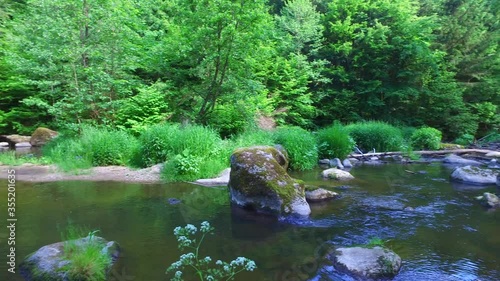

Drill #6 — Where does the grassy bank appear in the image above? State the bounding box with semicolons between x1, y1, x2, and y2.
0;121;458;182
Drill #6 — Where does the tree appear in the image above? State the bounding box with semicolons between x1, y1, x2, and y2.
7;0;143;129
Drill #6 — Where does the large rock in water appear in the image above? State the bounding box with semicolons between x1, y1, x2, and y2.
450;165;498;185
30;127;58;147
330;246;402;279
228;146;311;216
20;236;120;281
321;168;354;180
443;154;482;165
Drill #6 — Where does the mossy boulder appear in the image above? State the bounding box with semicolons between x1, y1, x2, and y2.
330;246;402;279
450;165;498;185
30;127;58;147
19;236;120;281
228;146;311;216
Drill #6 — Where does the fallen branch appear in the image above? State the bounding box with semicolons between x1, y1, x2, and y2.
350;149;499;159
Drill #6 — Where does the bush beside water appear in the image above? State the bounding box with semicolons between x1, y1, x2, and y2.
316;122;354;159
346;121;404;152
410;127;442;150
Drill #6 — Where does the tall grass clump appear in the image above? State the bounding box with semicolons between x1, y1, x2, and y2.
272;126;318;170
44;126;138;171
316;122;355;159
60;224;112;281
133;123;227;182
229;129;275;150
410;127;442;150
345;121;404;152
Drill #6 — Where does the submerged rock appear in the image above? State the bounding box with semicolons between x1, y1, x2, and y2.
476;192;500;208
330;246;402;279
30;127;58;147
305;186;339;202
322;168;354;181
228;146;310;216
450;165;498;185
443;154;482;165
20;236;120;281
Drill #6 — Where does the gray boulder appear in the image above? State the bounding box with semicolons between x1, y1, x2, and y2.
305;187;339;202
476;192;500;208
20;236;120;281
0;142;8;147
331;246;402;279
322;168;354;181
497;174;500;187
443;154;482;165
450;165;498;185
228;146;311;216
342;159;353;168
30;127;58;147
330;158;344;169
15;142;32;148
488;159;500;169
319;159;330;165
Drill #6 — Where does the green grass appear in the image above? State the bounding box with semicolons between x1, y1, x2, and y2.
273;126;318;171
346;121;404;152
0;151;51;166
60;224;112;281
43;126;138;171
316;122;355;159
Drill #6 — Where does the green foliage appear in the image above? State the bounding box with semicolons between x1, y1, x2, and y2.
346;121;404;152
0;151;51;166
205;101;257;139
61;224;111;281
115;82;171;135
316;122;355;159
167;221;256;281
273;126;318;170
454;134;475;146
366;237;386;248
229;129;276;150
44;126;138;171
410;127;442;150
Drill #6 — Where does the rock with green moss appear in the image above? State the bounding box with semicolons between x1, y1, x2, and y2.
321;168;354;180
330;246;402;279
19;236;120;281
305;186;339;202
30;127;58;147
228;146;310;216
451;165;498;185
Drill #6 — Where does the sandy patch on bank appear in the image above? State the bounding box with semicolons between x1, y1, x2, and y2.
0;164;162;183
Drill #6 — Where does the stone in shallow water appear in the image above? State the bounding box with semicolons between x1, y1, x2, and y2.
330;246;402;279
443;154;482;165
305;187;339;202
322;168;354;180
476;192;500;208
450;165;498;185
228;146;310;216
20;236;120;281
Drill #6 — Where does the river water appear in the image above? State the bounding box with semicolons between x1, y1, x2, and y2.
0;163;499;280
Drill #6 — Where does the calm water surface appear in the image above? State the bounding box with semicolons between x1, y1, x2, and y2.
0;163;499;281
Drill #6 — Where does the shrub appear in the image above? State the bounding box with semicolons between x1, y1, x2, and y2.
272;126;318;170
345;121;404;152
453;133;475;146
131;123;180;167
229;129;275;150
167;221;256;281
410;127;442;150
316;122;355;159
44;126;138;170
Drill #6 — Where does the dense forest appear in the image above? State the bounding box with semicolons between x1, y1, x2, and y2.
0;0;498;140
